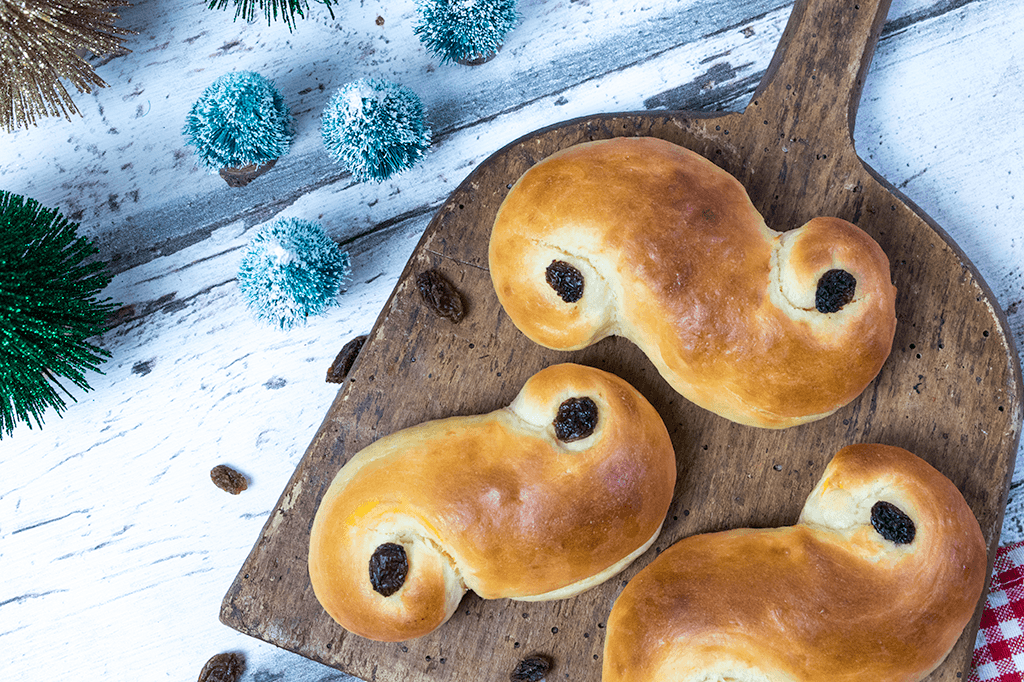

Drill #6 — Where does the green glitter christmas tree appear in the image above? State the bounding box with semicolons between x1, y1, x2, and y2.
207;0;335;30
0;191;116;438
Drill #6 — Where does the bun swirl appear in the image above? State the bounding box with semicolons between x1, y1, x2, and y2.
489;137;897;428
603;443;987;682
308;363;677;641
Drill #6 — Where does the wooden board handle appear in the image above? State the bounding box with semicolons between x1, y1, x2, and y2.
749;0;892;150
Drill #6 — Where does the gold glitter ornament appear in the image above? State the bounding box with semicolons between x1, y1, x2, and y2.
1;0;133;131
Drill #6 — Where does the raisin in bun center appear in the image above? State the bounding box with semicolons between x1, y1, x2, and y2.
308;363;676;641
489;137;897;428
602;443;987;682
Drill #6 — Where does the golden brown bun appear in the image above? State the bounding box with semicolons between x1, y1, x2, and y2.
489;137;897;428
308;363;676;641
602;443;987;682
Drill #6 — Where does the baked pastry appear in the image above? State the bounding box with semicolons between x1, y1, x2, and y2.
308;363;676;641
488;136;897;428
602;443;987;682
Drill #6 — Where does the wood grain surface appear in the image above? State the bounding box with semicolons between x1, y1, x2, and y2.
221;0;1023;680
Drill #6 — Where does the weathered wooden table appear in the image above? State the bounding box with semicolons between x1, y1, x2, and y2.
2;0;1022;681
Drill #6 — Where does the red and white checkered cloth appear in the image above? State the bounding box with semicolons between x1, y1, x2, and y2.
970;541;1024;681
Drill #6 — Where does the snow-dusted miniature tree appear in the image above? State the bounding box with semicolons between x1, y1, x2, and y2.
414;0;519;65
207;0;335;30
237;218;351;331
320;78;432;183
183;71;292;186
0;191;116;438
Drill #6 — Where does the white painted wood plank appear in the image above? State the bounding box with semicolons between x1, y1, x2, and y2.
0;0;792;272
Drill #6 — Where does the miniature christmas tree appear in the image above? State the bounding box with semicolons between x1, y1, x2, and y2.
1;0;133;132
414;0;519;65
321;78;432;183
0;191;116;438
183;71;293;187
237;217;351;331
207;0;335;31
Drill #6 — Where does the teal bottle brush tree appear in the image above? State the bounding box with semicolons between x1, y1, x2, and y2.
237;217;351;331
414;0;519;65
183;71;293;187
0;191;116;439
321;78;432;183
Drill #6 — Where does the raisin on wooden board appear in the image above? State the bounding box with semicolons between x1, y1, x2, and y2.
326;334;367;383
871;500;916;544
210;465;248;495
197;652;245;682
369;542;408;596
553;397;598;442
510;655;553;682
417;269;465;323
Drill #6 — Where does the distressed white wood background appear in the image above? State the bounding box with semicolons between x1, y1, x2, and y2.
1;0;1022;680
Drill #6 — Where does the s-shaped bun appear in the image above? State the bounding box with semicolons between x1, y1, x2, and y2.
603;443;987;682
308;363;676;641
489;137;897;428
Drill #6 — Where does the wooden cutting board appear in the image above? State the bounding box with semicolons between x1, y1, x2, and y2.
220;0;1023;679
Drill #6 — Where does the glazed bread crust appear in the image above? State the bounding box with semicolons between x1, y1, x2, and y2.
308;363;676;641
489;137;897;428
602;443;987;682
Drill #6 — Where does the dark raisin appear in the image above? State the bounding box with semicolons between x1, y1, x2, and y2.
553;397;598;442
545;260;584;303
369;543;408;596
197;652;245;682
210;465;248;495
815;269;857;313
326;334;367;383
871;501;916;544
510;655;553;682
417;269;465;323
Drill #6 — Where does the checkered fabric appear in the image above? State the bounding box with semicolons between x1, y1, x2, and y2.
970;541;1024;681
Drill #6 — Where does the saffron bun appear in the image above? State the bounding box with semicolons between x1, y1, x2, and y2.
488;136;897;428
602;443;987;682
308;363;676;641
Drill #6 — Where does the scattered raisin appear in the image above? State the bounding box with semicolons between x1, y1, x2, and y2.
553;397;598;442
545;261;584;303
871;501;916;544
197;652;245;682
210;465;248;495
326;334;367;383
815;269;857;313
369;543;408;596
510;655;553;682
417;269;465;323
